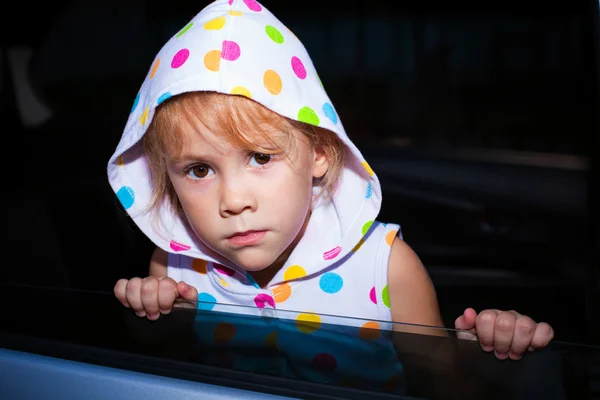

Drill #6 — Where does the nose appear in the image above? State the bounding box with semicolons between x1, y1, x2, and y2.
219;174;257;217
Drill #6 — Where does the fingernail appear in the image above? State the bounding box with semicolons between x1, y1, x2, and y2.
147;313;160;320
528;346;535;352
135;311;146;318
159;308;171;315
494;351;509;360
509;352;522;360
481;344;494;352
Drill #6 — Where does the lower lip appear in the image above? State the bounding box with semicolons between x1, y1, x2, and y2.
227;231;267;246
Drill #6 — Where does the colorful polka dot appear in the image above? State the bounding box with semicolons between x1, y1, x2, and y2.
362;220;374;235
319;272;343;294
149;58;160;79
352;238;365;252
369;286;377;304
139;107;149;125
298;106;319;126
263;70;282;95
221;40;240;61
204;49;221;71
283;265;306;280
171;48;190;69
365;182;372;199
245;272;260;289
382;285;390;308
291;56;307;79
322;102;337;124
215;264;236;276
323;245;342;260
265;25;284;44
219;278;230;287
359;321;381;340
130;93;140;113
117;155;124;167
228;10;243;16
386;230;397;246
243;0;262;12
273;283;291;303
197;292;217;311
265;331;278;349
230;86;252;98
157;92;172;105
116;186;135;209
312;353;337;371
254;293;275;309
192;259;207;274
228;0;233;5
214;322;236;343
176;22;194;38
316;73;324;88
169;240;191;252
362;161;375;176
204;16;226;30
296;312;321;334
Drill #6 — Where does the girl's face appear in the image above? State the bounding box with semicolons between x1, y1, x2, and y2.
165;120;329;273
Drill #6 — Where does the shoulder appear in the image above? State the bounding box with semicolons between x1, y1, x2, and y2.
387;237;445;330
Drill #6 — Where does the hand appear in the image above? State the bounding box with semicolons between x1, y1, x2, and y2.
114;276;198;321
455;308;554;360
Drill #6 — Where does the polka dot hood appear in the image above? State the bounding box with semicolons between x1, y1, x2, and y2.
107;0;383;282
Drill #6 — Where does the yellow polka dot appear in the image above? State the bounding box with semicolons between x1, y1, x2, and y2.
296;312;321;334
204;49;221;71
149;58;160;79
265;331;278;349
359;321;381;340
228;10;243;16
204;16;226;30
284;265;306;281
219;278;229;287
139;107;149;125
273;283;291;303
352;237;365;252
214;323;236;344
192;259;207;274
361;161;374;176
230;86;252;98
263;70;282;95
386;230;397;246
117;155;124;167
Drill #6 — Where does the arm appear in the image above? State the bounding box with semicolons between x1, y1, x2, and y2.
150;246;168;278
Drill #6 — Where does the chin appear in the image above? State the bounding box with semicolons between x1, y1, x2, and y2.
228;249;281;272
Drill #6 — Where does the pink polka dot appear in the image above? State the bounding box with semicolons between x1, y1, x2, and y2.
169;240;191;252
228;0;233;4
221;40;240;61
254;293;275;309
291;56;306;79
243;0;262;11
171;48;190;69
323;246;341;260
312;353;337;371
215;264;236;276
369;286;377;304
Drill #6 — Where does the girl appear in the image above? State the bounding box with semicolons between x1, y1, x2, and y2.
110;0;553;378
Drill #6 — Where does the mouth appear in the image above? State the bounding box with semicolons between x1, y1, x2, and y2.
226;230;268;246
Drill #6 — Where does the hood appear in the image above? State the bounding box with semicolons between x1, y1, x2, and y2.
107;0;382;285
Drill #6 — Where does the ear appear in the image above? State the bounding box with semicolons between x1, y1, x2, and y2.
312;147;329;179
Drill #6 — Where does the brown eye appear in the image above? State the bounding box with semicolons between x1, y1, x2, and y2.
252;153;271;166
189;165;211;179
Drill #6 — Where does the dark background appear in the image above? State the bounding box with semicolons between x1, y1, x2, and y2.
1;0;598;344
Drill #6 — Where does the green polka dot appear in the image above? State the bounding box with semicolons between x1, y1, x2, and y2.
362;220;374;236
382;285;390;308
265;25;284;44
176;22;194;38
316;73;324;88
298;107;320;126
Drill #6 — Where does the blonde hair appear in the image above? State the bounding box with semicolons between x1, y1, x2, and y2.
141;91;346;216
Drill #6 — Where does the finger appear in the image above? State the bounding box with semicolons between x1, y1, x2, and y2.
174;281;199;309
493;311;518;359
475;309;499;352
125;278;145;316
157;277;179;315
140;276;161;320
455;307;478;331
530;322;554;350
114;279;130;307
508;315;536;360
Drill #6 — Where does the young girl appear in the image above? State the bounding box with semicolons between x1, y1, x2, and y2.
110;0;553;382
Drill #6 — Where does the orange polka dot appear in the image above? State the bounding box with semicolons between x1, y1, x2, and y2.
149;58;160;79
265;331;278;349
117;155;124;167
386;230;397;246
359;321;380;340
263;70;282;95
139;107;149;125
361;161;374;176
352;237;365;252
204;50;221;71
273;283;291;303
214;323;236;344
192;259;207;274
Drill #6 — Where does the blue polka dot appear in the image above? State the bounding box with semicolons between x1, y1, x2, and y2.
365;182;372;199
197;292;217;311
322;103;338;125
116;186;135;209
157;92;172;105
319;272;343;294
131;93;140;113
245;272;260;289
